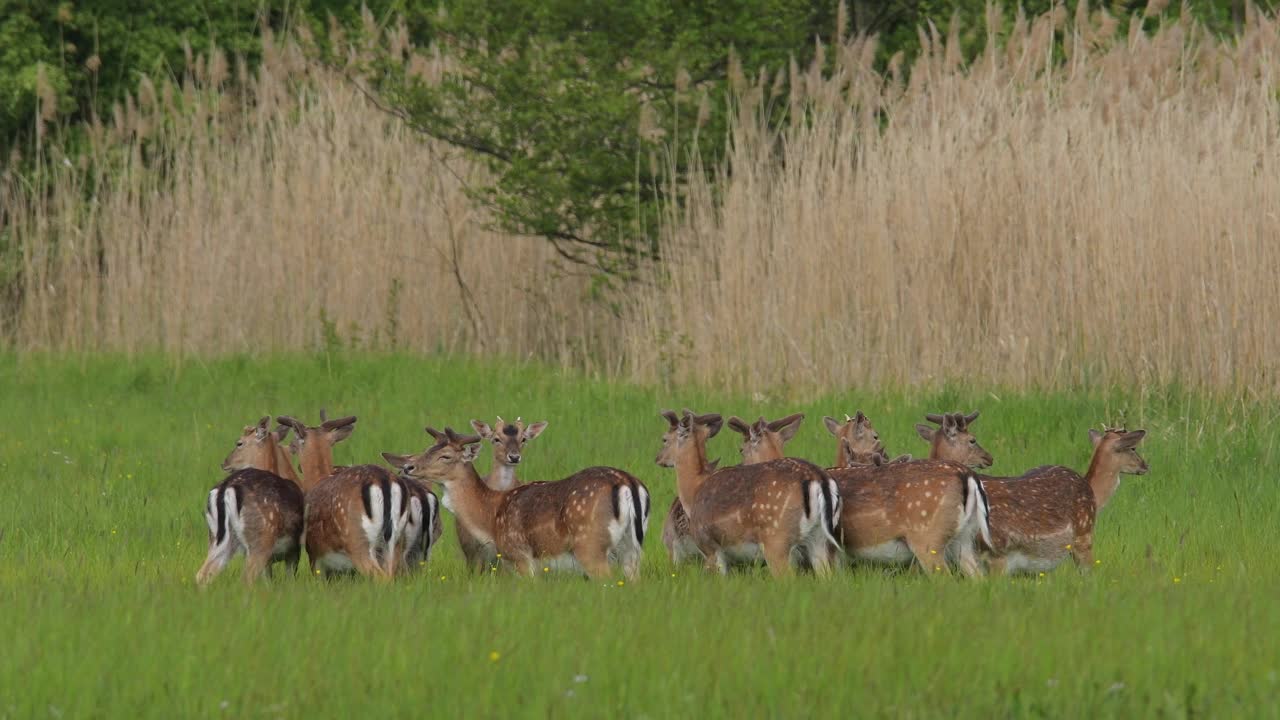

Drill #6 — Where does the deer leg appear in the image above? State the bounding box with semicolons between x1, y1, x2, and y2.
574;538;614;580
242;545;272;585
987;556;1008;576
1070;535;1095;572
762;536;798;578
954;542;984;577
905;534;949;575
195;539;237;587
283;544;301;576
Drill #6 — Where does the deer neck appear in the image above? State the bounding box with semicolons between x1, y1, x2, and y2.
674;439;712;516
1084;449;1122;510
269;440;302;486
298;444;334;491
486;455;519;491
444;464;502;541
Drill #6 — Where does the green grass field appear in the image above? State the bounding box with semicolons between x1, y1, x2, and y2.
2;354;1278;718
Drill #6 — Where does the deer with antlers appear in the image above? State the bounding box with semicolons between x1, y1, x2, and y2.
385;426;649;580
915;411;994;469
976;427;1148;575
816;410;992;575
661;413;805;566
455;417;549;572
656;410;839;577
196;417;306;586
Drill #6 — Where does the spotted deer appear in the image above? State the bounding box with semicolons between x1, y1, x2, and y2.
276;411;357;490
823;412;901;467
977;428;1148;575
295;415;421;579
655;410;839;577
385;426;649;580
196;417;305;586
662;413;805;565
456;417;548;572
915;411;994;469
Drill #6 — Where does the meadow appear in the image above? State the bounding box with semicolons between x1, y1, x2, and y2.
1;353;1278;717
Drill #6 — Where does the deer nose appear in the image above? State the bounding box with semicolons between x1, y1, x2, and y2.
507;454;521;464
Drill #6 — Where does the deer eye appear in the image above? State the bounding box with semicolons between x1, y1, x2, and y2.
236;441;244;447
970;438;977;444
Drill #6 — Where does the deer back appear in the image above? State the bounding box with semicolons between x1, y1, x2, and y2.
305;465;413;576
827;460;971;549
687;458;832;546
494;467;648;558
210;469;305;547
977;467;1094;553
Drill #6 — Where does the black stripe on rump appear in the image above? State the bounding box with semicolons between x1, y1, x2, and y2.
214;486;228;544
629;480;645;545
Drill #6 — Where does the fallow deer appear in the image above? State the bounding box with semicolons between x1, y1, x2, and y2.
655;410;839;577
662;412;806;566
385;426;650;580
817;411;991;574
293;414;419;579
915;411;994;469
977;428;1148;575
196;417;305;586
276;411;357;491
456;417;548;572
823;412;900;467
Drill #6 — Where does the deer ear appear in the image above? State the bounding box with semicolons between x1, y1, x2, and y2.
854;410;867;424
522;421;548;442
327;423;355;445
704;415;724;439
461;444;480;462
273;424;291;442
1089;429;1105;447
471;419;493;438
255;417;270;440
770;413;804;442
822;416;841;436
382;452;411;469
942;414;959;437
1114;429;1147;450
726;416;751;437
915;424;935;442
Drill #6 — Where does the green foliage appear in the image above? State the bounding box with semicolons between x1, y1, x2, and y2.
1;354;1278;715
372;0;834;272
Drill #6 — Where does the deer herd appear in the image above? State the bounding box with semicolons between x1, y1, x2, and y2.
197;408;1148;586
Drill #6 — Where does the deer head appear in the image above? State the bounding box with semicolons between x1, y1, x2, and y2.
276;411;357;486
383;426;484;488
915;411;993;468
823;411;888;467
222;417;278;473
727;413;804;464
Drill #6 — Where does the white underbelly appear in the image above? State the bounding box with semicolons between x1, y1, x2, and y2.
1003;552;1065;574
854;540;915;564
318;553;355;573
271;536;297;557
723;543;764;564
541;552;583;574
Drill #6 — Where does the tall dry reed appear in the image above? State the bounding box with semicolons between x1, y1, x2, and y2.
1;32;619;369
626;5;1280;393
4;7;1280;394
